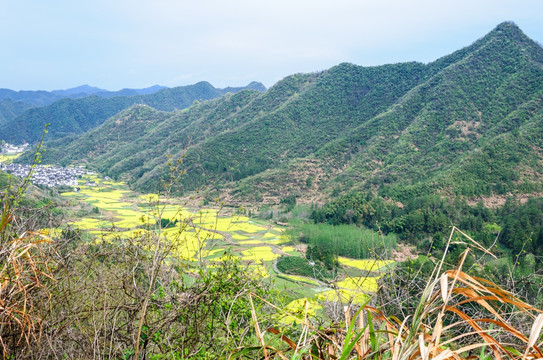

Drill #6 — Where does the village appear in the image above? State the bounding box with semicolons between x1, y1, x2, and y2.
0;142;96;188
1;143;29;154
0;162;92;187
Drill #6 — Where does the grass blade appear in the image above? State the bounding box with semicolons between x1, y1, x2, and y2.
522;313;543;360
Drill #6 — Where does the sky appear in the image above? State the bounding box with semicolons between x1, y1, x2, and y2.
0;0;542;91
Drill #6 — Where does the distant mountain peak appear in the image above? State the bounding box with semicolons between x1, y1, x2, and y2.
222;81;266;94
51;85;106;96
245;82;267;92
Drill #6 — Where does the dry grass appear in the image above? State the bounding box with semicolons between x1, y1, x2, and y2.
0;201;55;357
235;227;543;359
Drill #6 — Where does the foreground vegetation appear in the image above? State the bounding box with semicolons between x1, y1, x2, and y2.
239;228;543;359
2;21;543;356
0;167;283;358
0;161;390;355
1;161;543;359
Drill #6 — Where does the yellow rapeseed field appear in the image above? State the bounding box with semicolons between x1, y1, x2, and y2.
241;246;278;264
338;257;394;272
316;276;380;304
61;173;394;317
199;218;266;233
280;298;323;325
280;246;297;253
0;153;21;163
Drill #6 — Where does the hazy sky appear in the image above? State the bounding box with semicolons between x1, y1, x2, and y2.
1;0;542;91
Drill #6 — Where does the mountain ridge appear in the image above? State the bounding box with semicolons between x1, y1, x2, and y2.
0;81;266;144
0;84;158;106
0;99;35;126
30;22;543;205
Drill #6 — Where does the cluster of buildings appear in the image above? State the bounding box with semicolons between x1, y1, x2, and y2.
0;163;91;187
1;143;29;154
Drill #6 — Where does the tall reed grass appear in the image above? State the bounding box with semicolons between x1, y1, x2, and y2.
235;227;543;359
297;223;397;259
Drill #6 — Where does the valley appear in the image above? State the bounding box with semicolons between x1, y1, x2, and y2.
2;21;543;359
53;172;389;323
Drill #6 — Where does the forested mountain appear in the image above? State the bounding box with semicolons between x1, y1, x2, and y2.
50;85;105;97
316;21;543;201
93;85;167;98
0;81;266;144
38;22;543;205
0;88;69;107
0;84;165;106
42;63;427;187
0;99;35;126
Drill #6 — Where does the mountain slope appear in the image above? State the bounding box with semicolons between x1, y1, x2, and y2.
0;84;165;106
36;22;543;205
317;21;543;201
174;61;428;190
94;85;167;98
41;86;289;182
50;85;105;97
0;81;266;144
0;89;68;107
41;61;428;189
0;99;35;126
0;85;107;106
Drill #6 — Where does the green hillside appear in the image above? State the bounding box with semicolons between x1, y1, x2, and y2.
0;84;160;106
41;62;428;189
36;22;543;206
0;88;67;107
320;21;543;201
0;99;35;126
0;81;265;144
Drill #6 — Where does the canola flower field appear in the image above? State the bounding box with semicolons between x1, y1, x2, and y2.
0;153;21;163
56;174;391;324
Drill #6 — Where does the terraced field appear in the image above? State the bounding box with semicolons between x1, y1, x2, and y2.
55;173;392;324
